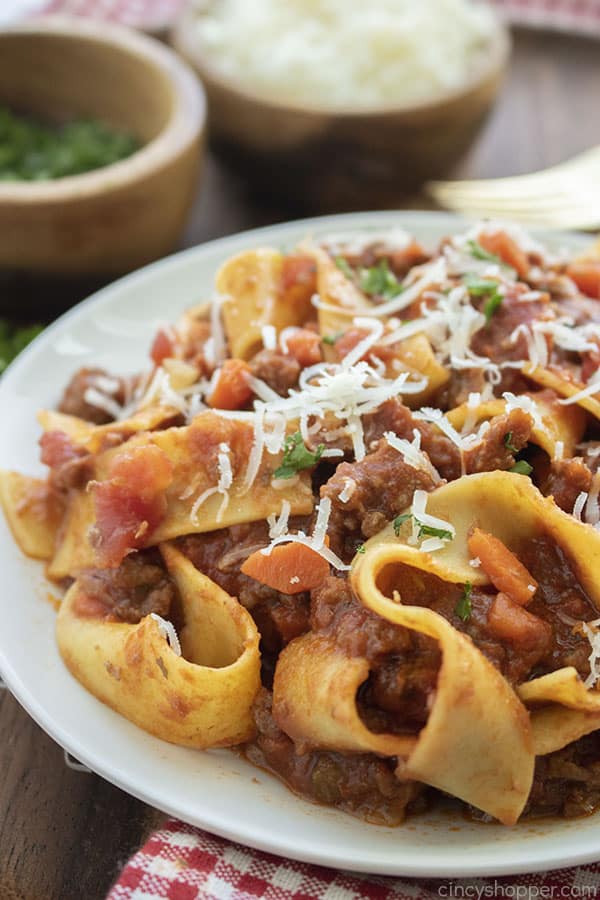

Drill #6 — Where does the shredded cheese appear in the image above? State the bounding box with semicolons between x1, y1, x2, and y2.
150;614;182;656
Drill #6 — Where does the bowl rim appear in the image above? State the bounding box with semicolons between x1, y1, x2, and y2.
172;4;511;120
0;15;206;204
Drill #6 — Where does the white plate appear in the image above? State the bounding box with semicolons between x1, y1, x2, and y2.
0;211;596;878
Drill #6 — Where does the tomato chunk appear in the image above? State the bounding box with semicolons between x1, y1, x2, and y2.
108;444;173;498
284;328;322;367
479;231;530;279
566;261;600;300
241;542;330;594
40;430;84;469
468;528;538;606
207;359;253;410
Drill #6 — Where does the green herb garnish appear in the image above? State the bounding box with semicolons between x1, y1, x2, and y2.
510;460;533;476
334;256;354;279
503;432;518;453
392;512;453;542
322;332;343;346
455;582;473;622
482;291;504;323
467;240;502;265
464;275;500;297
359;259;404;300
393;513;412;536
0;106;139;182
274;432;325;479
0;321;44;374
356;543;366;554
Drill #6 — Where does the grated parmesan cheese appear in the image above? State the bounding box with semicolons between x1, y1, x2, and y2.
193;0;498;111
573;491;588;522
261;324;277;350
150;614;182;656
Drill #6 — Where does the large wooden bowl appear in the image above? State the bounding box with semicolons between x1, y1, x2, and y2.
173;7;510;212
0;17;206;275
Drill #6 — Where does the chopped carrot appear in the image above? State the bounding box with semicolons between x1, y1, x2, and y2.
566;261;600;299
207;359;253;410
487;592;551;650
467;528;537;606
284;328;323;367
241;542;330;594
150;327;175;366
479;231;530;279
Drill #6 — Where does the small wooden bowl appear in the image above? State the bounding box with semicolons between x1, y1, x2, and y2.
173;7;510;212
0;17;206;275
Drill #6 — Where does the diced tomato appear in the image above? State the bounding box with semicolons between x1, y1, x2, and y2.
150;328;176;366
487;592;551;650
479;231;530;279
389;240;428;276
333;327;393;366
207;359;253;410
93;480;166;567
284;328;323;367
566;262;600;299
39;430;84;469
467;528;537;606
280;254;317;322
108;444;173;498
241;542;330;594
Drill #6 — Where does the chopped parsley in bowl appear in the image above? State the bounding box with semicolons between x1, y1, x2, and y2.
0;107;140;181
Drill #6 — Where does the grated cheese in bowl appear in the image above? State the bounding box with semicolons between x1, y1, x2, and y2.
191;0;500;111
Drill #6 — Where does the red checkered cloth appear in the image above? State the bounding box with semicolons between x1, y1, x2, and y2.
106;818;600;900
32;0;600;36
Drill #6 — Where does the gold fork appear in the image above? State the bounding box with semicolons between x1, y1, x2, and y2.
426;145;600;230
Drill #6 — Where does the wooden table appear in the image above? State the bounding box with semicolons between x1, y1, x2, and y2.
1;27;599;900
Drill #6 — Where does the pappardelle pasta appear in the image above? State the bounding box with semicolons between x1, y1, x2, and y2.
2;223;600;826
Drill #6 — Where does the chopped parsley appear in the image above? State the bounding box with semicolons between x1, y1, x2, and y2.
393;513;412;536
482;291;504;323
503;431;518;453
0;106;139;181
356;543;366;554
0;321;44;374
359;259;404;300
273;432;325;479
392;512;453;542
322;332;343;345
467;240;502;265
510;460;533;476
334;256;354;279
455;582;473;622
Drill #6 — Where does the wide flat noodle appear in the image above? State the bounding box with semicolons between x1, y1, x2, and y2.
447;390;586;459
360;471;600;761
218;248;306;359
56;544;261;748
48;411;313;579
37;407;179;455
350;547;533;825
0;470;63;560
524;367;600;421
392;333;449;408
273;632;416;758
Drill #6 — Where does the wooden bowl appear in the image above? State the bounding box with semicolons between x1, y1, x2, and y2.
172;7;510;212
0;17;206;276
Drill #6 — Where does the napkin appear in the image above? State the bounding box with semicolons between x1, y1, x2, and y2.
28;0;600;37
106;817;600;899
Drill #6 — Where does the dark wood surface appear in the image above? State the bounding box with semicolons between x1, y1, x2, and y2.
1;27;600;900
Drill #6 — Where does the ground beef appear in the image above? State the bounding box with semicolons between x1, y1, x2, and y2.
464;409;533;474
58;367;127;424
176;524;311;661
542;458;593;512
523;733;600;819
471;291;554;366
245;688;427;825
75;551;176;624
249;349;300;396
320;439;439;562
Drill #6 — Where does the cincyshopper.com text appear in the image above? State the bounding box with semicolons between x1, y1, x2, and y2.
438;884;598;899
